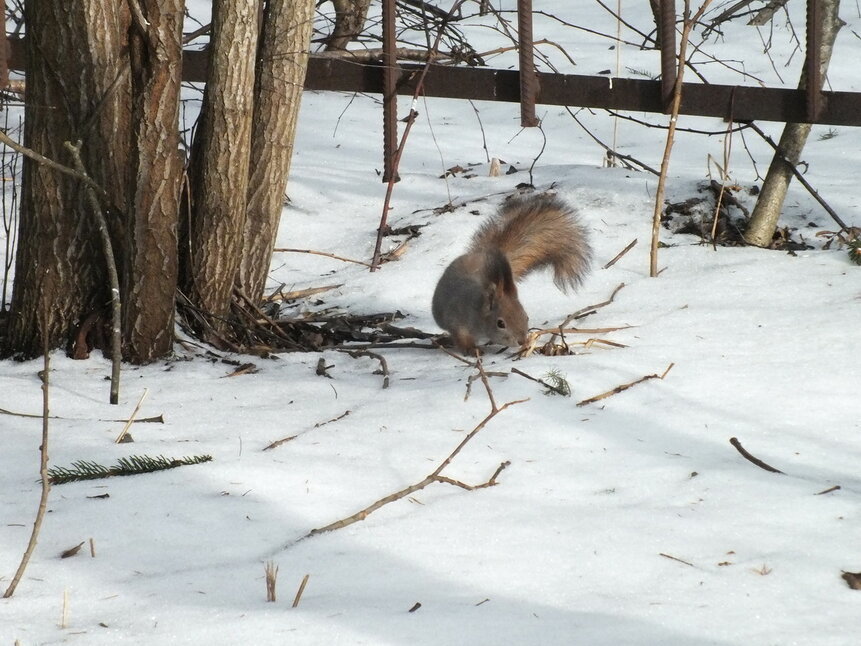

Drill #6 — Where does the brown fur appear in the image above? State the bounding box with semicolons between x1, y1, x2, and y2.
469;194;592;290
432;193;592;353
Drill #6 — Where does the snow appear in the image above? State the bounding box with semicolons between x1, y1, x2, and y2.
2;2;860;645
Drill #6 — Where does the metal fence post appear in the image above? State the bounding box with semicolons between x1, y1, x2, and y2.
517;0;539;127
382;0;399;183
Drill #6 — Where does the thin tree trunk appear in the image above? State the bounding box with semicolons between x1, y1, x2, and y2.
326;0;371;51
744;1;843;247
184;0;258;332
125;0;184;362
239;0;314;300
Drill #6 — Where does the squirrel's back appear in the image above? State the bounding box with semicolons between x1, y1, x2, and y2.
469;194;592;290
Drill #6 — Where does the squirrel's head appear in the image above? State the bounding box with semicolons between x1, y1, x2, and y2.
485;281;528;348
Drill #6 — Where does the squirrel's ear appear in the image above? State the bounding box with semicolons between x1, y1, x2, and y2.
486;278;515;314
484;284;499;312
487;250;517;295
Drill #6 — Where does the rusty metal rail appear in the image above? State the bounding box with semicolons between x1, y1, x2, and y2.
300;56;861;127
6;36;861;127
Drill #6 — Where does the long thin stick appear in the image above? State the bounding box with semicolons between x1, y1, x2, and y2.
304;358;526;539
292;573;310;608
0;407;163;423
0;129;107;198
306;399;525;537
559;283;626;326
273;247;373;268
748;122;850;233
371;0;467;270
4;308;52;598
64;140;122;404
577;363;674;407
650;0;714;277
729;437;784;474
603;239;638;269
115;389;149;443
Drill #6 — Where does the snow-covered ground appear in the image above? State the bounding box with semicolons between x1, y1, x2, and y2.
2;2;860;644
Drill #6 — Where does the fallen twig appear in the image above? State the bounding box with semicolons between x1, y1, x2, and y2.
522;323;632;358
292;574;310;608
603;239;638;269
0;407;163;424
577;363;674;407
302;358;526;539
815;485;840;496
262;435;298;451
510;367;569;396
729;437;784;474
464;370;508;402
263;408;356;451
433;462;511;490
344;349;390;389
264;284;342;302
273;247;373;268
560;283;627;325
660;552;695;567
4;311;52;598
316;410;351;428
536;325;633;338
115;389;149;443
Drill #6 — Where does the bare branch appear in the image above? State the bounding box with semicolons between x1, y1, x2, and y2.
302;357;527;539
4;308;52;598
64;140;123;404
577;363;674;407
729;437;784;474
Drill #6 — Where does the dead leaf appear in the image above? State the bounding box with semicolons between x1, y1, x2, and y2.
60;542;85;558
842;571;861;590
224;363;258;378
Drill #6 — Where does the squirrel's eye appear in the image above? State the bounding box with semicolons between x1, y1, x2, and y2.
496;318;506;329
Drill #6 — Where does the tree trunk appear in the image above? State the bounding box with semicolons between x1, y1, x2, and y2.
125;1;184;362
744;1;843;247
8;1;132;357
326;0;371;51
6;0;310;360
184;0;258;332
239;0;314;300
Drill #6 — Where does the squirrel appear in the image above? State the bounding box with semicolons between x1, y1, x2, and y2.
432;193;593;354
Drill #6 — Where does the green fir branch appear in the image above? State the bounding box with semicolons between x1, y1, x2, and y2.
47;454;212;485
848;237;861;266
541;369;571;397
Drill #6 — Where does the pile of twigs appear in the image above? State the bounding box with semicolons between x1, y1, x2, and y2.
175;289;435;355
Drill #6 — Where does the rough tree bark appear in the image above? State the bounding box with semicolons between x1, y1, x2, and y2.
125;1;185;361
6;0;313;360
239;0;315;300
744;1;843;247
8;1;132;356
326;0;372;51
183;0;258;333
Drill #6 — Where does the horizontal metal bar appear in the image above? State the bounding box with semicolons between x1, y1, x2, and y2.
304;57;861;127
7;37;861;127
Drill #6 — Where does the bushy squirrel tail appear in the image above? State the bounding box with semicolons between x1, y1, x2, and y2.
468;194;592;291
